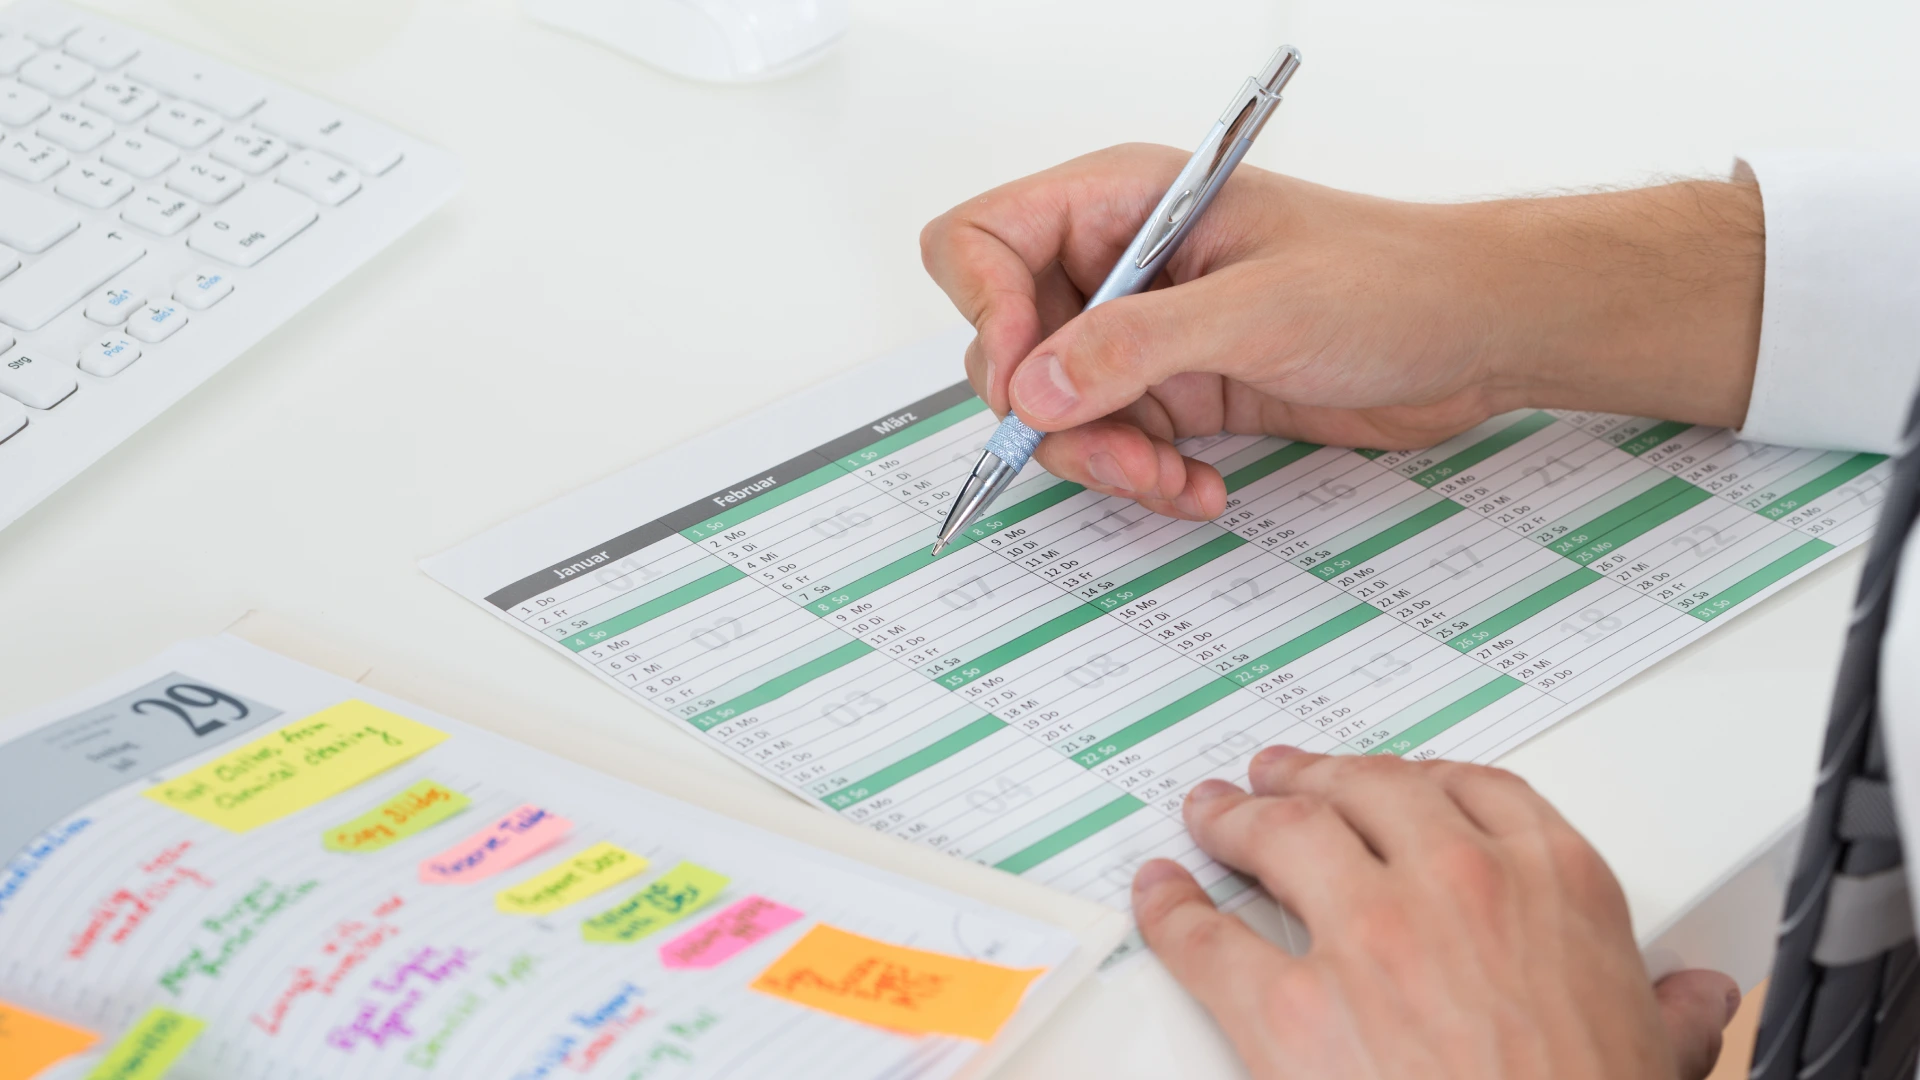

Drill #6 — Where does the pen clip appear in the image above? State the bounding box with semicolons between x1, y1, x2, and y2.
1134;48;1301;271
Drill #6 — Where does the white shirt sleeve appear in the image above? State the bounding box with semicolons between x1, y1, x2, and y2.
1735;151;1920;453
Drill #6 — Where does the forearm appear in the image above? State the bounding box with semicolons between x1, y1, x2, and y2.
1460;180;1766;428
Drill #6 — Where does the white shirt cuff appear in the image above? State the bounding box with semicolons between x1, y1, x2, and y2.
1735;150;1920;453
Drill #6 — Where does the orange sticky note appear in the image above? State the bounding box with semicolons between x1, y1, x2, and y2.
750;925;1044;1042
0;999;98;1080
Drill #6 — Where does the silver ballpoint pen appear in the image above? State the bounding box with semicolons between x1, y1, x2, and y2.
931;45;1303;557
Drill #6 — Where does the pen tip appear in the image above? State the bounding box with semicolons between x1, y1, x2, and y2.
929;540;947;558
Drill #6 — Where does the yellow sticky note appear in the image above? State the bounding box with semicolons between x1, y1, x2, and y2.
495;842;647;916
323;779;470;852
0;1000;97;1080
144;701;448;833
581;862;730;943
85;1007;203;1080
750;924;1044;1042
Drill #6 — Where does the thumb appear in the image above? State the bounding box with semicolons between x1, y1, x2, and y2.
1654;968;1741;1079
1006;269;1249;430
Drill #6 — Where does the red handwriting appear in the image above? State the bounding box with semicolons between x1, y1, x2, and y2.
68;842;213;960
251;895;406;1035
566;1004;650;1072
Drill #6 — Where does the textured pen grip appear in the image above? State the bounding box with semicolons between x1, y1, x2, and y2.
983;415;1044;467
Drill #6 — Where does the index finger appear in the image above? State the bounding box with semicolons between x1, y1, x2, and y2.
919;147;1185;410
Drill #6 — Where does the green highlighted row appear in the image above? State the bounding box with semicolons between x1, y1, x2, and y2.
679;465;845;543
1616;421;1692;457
563;565;746;651
1223;440;1322;493
820;714;1006;809
1689;539;1833;621
1756;453;1885;520
1095;532;1246;611
1223;603;1383;686
835;396;989;472
1367;676;1525;756
1560;483;1711;566
807;480;1085;616
941;530;1248;690
992;794;1146;874
1305;499;1463;581
1446;567;1601;652
1409;411;1556;488
685;639;874;731
683;397;992;543
1547;475;1696;559
1072;678;1240;767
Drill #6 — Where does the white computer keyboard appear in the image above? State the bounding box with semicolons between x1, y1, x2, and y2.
0;0;460;530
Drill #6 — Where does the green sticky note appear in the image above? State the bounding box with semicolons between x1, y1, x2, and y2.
323;779;471;853
86;1007;204;1080
581;862;730;944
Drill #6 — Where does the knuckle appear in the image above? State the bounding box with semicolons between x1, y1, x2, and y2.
1345;897;1419;955
1255;964;1334;1030
1165;909;1236;958
1246;794;1327;835
1426;838;1512;917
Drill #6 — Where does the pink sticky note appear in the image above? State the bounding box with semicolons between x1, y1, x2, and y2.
417;805;571;884
659;896;803;970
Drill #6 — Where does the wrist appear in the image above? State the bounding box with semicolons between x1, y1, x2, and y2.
1467;181;1765;426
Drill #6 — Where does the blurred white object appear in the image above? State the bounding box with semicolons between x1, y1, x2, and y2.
522;0;848;83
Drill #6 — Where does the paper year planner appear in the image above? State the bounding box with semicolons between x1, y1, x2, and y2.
424;328;1891;915
0;635;1087;1080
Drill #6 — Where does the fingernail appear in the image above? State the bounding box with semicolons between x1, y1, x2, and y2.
1187;779;1239;804
1012;353;1078;421
1132;859;1185;893
1251;745;1302;771
1088;452;1131;493
1724;986;1742;1024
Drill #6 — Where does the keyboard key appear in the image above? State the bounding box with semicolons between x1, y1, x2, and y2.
275;149;359;206
56;162;133;209
120;191;197;236
0;351;77;408
37;105;114;152
81;78;157;122
79;334;139;376
0;394;23;441
166;159;241;203
100;133;176;177
0;227;145;330
63;28;138;69
187;183;315;267
18;51;93;97
0;181;74;252
0;252;17;279
0;79;49;125
22;12;80;48
126;301;185;342
79;333;141;376
254;98;402;174
146;101;220;148
0;35;36;76
127;50;264;119
0;135;68;183
172;268;231;309
0;181;73;252
85;285;143;324
209;128;285;174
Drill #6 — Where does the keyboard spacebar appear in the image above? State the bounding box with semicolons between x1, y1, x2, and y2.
0;229;145;332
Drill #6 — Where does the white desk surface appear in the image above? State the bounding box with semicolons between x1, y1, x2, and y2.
6;0;1920;1075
